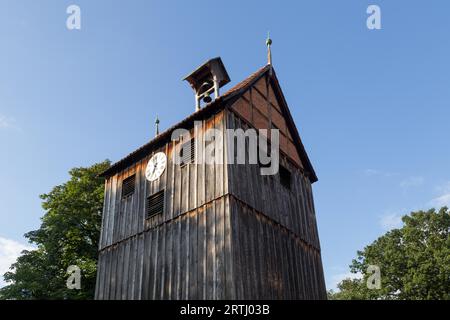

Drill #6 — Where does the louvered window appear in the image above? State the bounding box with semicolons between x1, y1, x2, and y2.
122;175;135;198
180;138;195;166
146;190;164;218
280;165;291;189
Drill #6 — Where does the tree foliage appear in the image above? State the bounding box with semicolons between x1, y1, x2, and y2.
329;207;450;300
0;161;110;300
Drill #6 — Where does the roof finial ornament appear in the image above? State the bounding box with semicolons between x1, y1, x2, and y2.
155;116;160;137
266;32;273;66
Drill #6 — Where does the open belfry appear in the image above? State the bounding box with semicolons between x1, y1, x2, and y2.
95;40;327;300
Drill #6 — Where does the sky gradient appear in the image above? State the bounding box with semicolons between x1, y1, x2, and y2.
1;0;450;290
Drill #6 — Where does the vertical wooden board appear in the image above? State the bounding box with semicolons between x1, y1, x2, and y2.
250;210;261;299
268;176;278;224
297;175;308;241
157;222;166;300
270;223;282;299
215;198;225;299
95;252;103;299
113;174;122;243
242;205;253;299
288;236;300;299
180;212;188;299
173;148;182;218
198;206;207;299
94;253;100;299
197;120;205;207
118;173;127;243
296;242;306;299
263;220;274;299
101;251;109;300
225;111;235;196
137;160;146;234
289;173;300;237
224;195;234;299
172;218;181;300
303;179;313;244
298;176;310;244
230;198;244;299
255;213;267;299
108;247;116;300
124;170;132;240
243;205;256;299
102;249;110;300
214;113;225;200
251;159;262;214
309;249;318;299
164;221;173;300
142;230;150;300
120;241;129;299
186;152;193;213
127;238;136;299
132;164;140;238
149;228;158;300
205;121;215;204
188;142;197;212
245;124;257;208
307;249;316;299
114;243;123;299
317;254;327;298
99;178;110;249
188;210;198;299
136;234;145;300
282;231;293;299
107;175;117;247
301;244;309;299
180;165;189;215
221;110;228;195
166;143;175;220
206;202;215;299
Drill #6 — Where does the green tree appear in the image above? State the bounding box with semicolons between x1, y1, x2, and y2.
0;160;110;300
329;207;450;300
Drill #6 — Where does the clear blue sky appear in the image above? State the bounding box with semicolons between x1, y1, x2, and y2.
1;0;449;290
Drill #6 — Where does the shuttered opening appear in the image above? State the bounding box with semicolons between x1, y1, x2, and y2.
122;175;136;198
280;165;291;189
180;138;195;166
146;190;164;218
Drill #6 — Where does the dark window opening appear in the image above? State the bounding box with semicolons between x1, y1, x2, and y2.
180;138;195;166
280;165;291;189
122;175;136;198
146;190;165;218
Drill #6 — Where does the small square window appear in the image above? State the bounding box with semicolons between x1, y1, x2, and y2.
280;166;291;189
122;175;135;198
146;190;164;218
180;139;195;166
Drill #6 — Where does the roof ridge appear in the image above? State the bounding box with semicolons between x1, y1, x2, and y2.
100;65;271;177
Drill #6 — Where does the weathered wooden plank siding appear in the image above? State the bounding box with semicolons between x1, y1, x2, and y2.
96;196;232;300
96;111;232;300
229;196;326;299
226;106;326;299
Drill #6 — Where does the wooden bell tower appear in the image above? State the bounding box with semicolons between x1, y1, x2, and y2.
95;47;326;300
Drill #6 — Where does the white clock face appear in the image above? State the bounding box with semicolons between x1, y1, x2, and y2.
145;152;167;182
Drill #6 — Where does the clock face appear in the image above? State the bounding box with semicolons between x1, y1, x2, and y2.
145;152;167;182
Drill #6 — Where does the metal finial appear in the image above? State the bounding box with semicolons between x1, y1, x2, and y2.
155;116;160;137
266;32;272;65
